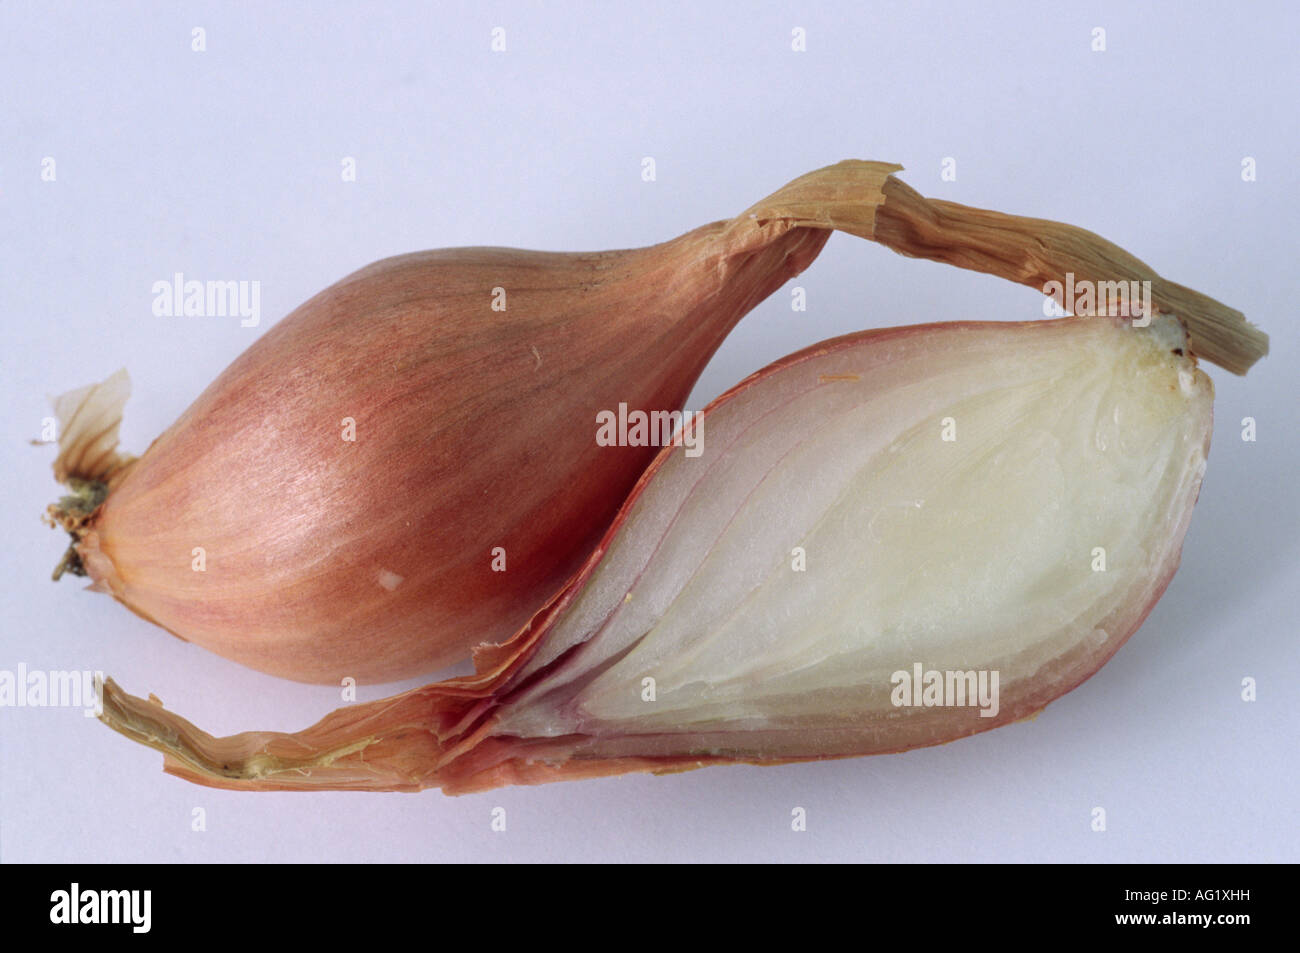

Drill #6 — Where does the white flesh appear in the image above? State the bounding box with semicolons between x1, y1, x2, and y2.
496;316;1212;756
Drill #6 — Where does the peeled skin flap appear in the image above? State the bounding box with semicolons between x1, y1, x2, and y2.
492;315;1213;762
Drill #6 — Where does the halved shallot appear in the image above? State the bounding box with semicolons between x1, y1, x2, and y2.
98;311;1236;793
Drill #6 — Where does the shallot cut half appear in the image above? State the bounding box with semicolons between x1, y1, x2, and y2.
100;313;1215;793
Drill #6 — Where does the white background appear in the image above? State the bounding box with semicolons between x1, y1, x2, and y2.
1;1;1295;862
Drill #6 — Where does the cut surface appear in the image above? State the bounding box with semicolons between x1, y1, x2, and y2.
494;315;1213;757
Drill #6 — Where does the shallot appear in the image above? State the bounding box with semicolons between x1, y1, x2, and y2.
47;160;1265;688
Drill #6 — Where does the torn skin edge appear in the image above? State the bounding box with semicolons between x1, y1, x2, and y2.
870;174;1267;375
94;577;580;793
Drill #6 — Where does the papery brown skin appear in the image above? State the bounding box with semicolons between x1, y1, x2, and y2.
98;316;1218;795
51;159;1264;686
78;236;830;683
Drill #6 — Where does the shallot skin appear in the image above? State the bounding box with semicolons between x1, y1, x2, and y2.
98;316;1218;795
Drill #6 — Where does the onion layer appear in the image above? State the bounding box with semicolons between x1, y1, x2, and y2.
98;314;1217;793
